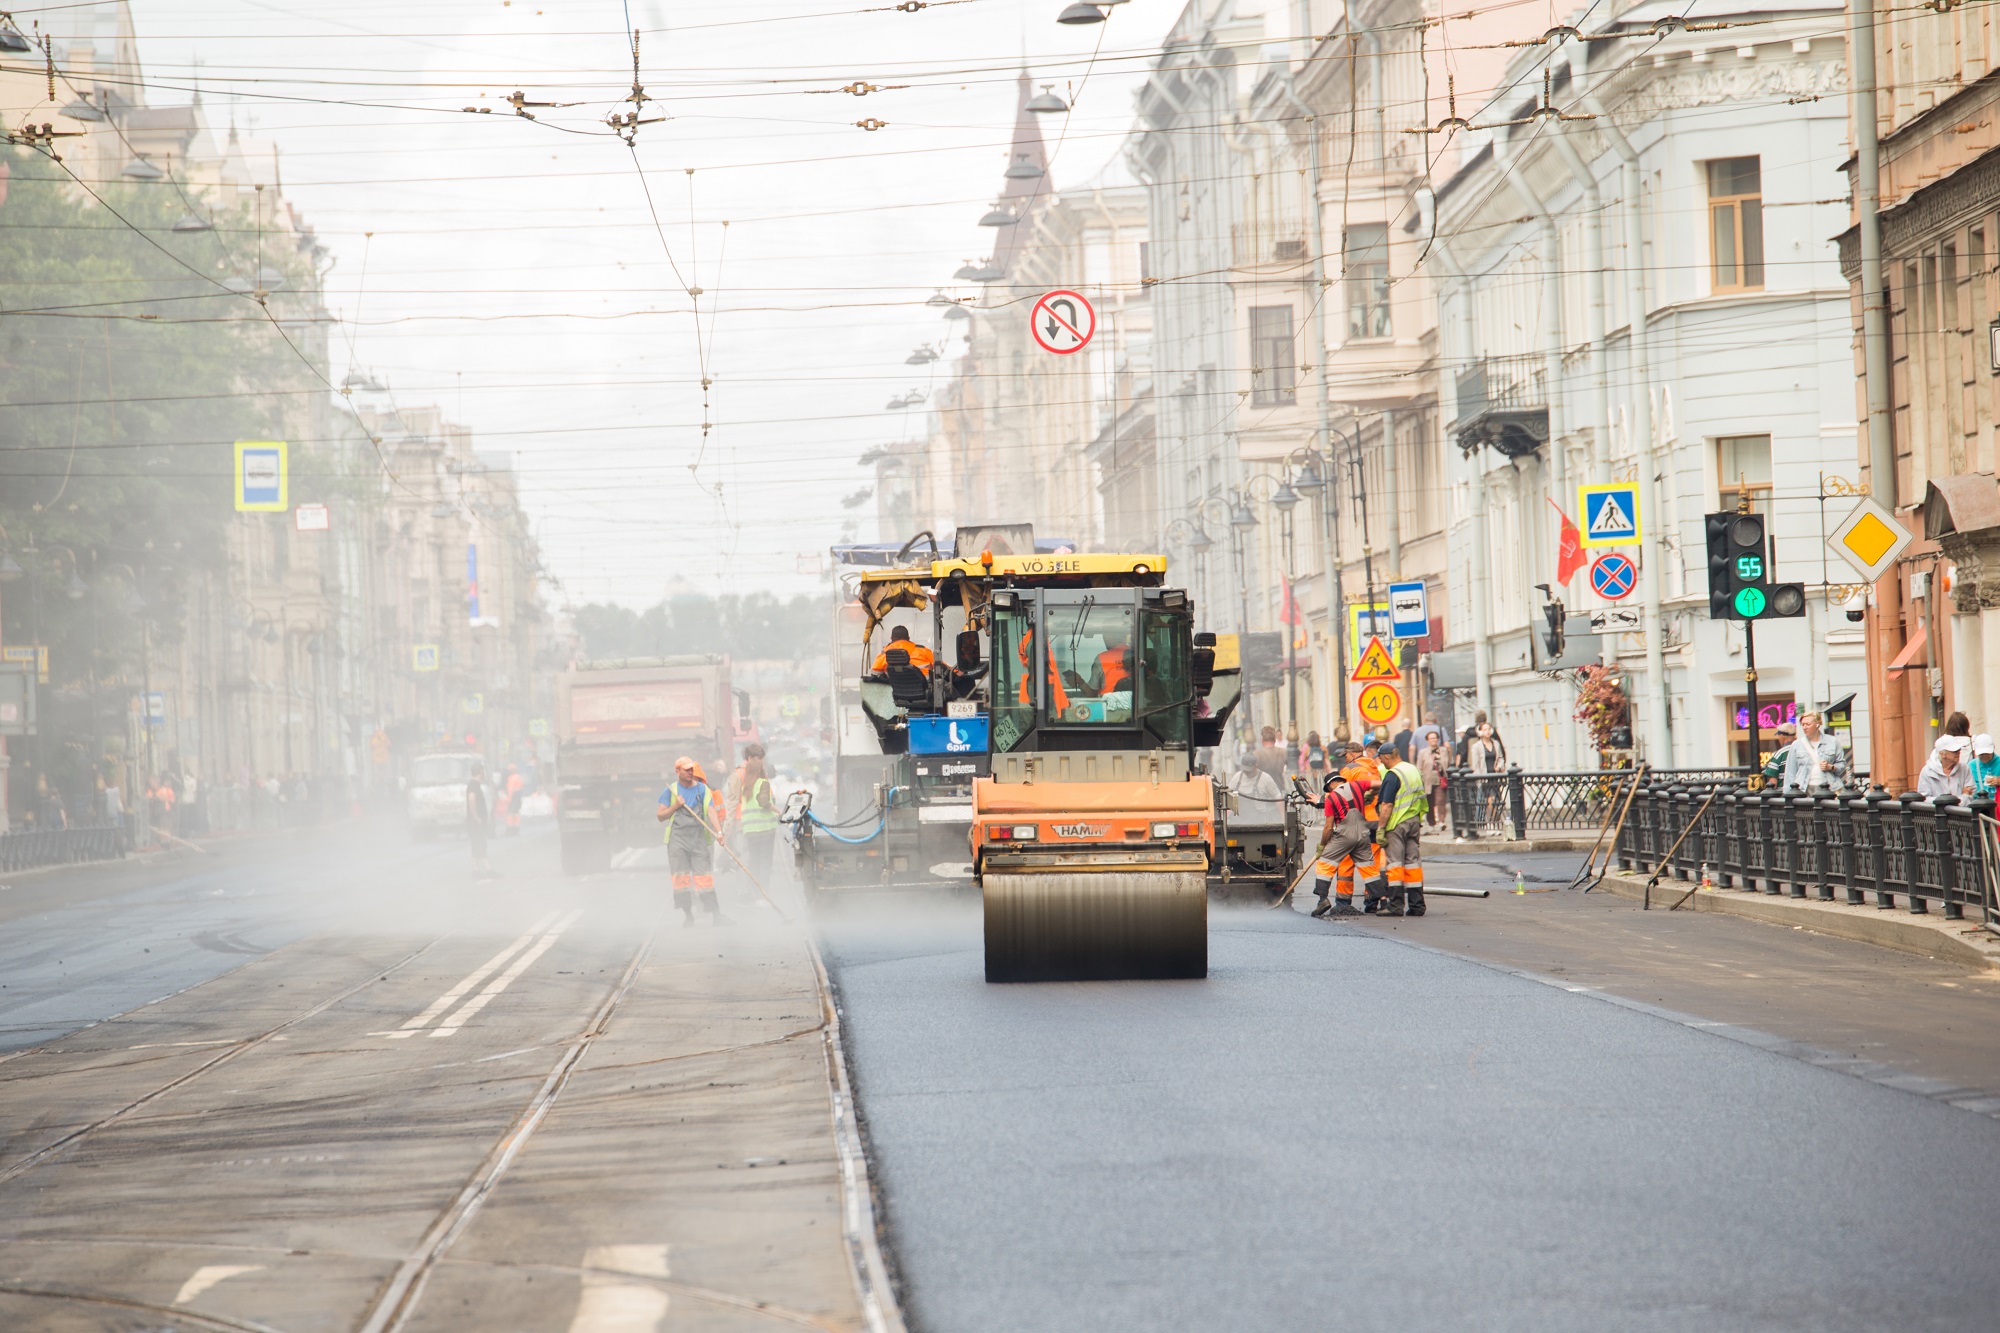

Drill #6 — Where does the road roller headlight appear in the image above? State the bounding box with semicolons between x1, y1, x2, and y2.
1151;820;1203;839
988;824;1038;841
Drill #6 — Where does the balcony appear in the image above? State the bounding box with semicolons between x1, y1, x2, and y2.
1230;225;1310;269
1453;353;1549;458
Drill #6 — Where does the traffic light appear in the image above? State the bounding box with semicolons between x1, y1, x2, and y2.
1704;511;1806;620
1533;583;1565;659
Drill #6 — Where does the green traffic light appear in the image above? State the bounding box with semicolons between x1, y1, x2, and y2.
1734;586;1767;618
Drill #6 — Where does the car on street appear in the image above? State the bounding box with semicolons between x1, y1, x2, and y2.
405;751;488;839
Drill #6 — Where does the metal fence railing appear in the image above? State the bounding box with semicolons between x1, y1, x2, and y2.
0;820;126;873
1615;784;1997;924
1446;766;1751;840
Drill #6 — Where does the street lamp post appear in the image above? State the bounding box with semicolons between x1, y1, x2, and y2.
1290;451;1350;740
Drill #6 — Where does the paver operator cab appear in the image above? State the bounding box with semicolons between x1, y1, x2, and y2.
825;549;1241;982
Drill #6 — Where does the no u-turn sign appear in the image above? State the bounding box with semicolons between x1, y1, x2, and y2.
1031;289;1096;355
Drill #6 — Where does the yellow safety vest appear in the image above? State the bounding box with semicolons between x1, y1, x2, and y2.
1383;761;1428;832
739;777;779;834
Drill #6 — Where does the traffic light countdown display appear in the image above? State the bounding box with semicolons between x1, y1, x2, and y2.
1704;512;1805;621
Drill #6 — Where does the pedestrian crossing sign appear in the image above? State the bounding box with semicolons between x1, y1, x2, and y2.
1578;483;1642;548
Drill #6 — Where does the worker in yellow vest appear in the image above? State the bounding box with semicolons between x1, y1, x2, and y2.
1375;755;1429;917
733;745;781;890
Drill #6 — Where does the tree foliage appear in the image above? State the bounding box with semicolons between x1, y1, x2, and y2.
573;592;831;663
0;147;323;679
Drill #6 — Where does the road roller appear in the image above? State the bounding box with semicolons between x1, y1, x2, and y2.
831;543;1239;980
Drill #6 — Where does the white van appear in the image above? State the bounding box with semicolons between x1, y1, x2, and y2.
406;752;487;838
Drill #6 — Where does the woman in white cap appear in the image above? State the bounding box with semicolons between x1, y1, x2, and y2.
1918;734;1974;801
1971;735;2000;797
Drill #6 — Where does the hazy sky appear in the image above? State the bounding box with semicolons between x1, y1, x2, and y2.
91;0;1185;608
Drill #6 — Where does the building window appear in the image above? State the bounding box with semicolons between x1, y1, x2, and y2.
1716;434;1772;513
1249;305;1297;406
1138;241;1151;283
1706;157;1763;292
1345;224;1391;339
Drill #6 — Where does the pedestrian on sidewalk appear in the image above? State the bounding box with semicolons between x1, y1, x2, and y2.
1971;735;2000;797
1390;716;1415;763
1416;730;1449;828
1254;726;1288;785
1300;730;1328;791
657;756;729;926
465;762;498;880
1781;712;1848;793
1918;735;1974;801
1376;752;1429;916
1761;722;1797;785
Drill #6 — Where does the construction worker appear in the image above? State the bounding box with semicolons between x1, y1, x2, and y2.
657;756;729;926
1376;750;1429;917
869;624;935;674
731;743;780;890
1310;772;1374;918
1094;640;1132;694
1339;741;1391;911
1016;628;1070;715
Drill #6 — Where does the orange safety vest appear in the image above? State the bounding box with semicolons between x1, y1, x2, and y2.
1016;630;1070;714
1097;646;1131;693
871;641;935;673
1340;759;1381;819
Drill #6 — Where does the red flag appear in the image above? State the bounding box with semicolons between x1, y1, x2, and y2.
1550;499;1586;584
1278;578;1308;650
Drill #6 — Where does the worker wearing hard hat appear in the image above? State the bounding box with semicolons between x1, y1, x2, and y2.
657;756;728;926
1309;772;1374;918
1339;741;1391;911
1374;751;1429;917
870;625;935;674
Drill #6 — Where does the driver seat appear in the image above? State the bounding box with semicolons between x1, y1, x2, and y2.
882;648;934;714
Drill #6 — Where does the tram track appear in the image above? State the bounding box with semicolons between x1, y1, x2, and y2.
0;937;445;1187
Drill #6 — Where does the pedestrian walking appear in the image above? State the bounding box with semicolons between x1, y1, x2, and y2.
1781;711;1848;793
1254;726;1288;785
1971;735;2000;797
1375;752;1429;916
1390;716;1415;764
1300;731;1328;790
1416;730;1449;827
465;762;498;880
1761;721;1797;785
733;748;781;892
1463;721;1505;834
657;756;729;926
1309;773;1375;919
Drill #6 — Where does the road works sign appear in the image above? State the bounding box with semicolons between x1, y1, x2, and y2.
1589;552;1637;601
1356;681;1402;726
1578;482;1641;547
1827;496;1913;583
234;440;287;512
1350;635;1400;684
1030;289;1095;355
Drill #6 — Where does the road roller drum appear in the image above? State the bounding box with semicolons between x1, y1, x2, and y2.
982;870;1207;982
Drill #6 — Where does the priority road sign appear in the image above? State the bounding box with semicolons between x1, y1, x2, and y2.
1589;552;1637;601
234;440;288;512
1030;289;1096;355
1388;581;1428;638
1827;495;1913;583
1578;482;1641;547
1350;635;1400;684
1356;681;1402;726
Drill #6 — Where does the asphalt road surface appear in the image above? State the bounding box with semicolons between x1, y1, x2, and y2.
0;822;868;1333
819;861;2000;1333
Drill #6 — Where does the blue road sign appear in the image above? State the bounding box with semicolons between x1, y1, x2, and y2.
1578;482;1641;547
1388;581;1428;639
1590;552;1637;601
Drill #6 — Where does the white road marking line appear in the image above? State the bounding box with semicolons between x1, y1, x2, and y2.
567;1245;669;1333
174;1264;263;1304
609;847;643;870
375;913;559;1039
430;910;582;1038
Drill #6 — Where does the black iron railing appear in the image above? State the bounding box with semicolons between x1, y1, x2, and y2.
1446;766;1749;840
0;820;125;873
1615;784;1997;923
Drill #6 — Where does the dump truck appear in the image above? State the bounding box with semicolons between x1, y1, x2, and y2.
820;548;1242;980
554;656;743;875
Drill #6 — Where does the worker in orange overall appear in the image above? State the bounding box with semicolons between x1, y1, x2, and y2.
1339;741;1391;912
1309;772;1375;918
